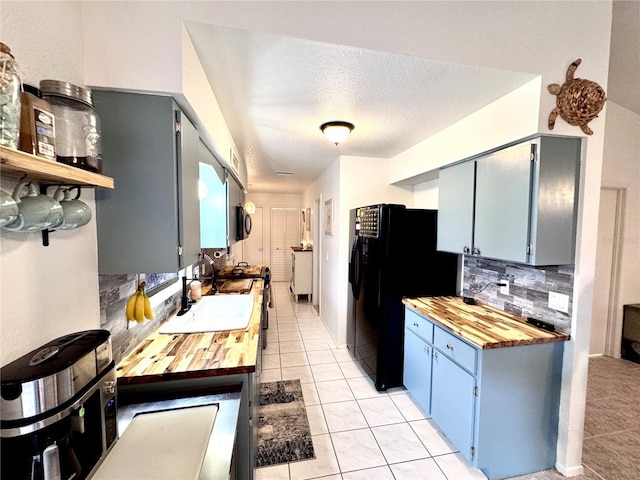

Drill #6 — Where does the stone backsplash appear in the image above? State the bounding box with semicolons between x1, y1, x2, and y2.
462;257;574;334
99;248;229;364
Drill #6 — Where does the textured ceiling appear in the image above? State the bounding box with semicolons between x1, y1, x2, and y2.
186;5;638;194
186;23;535;193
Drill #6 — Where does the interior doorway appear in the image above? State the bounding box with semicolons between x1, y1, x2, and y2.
590;187;626;357
270;207;300;282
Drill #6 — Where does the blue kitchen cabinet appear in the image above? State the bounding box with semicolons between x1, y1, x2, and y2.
431;348;476;459
94;91;200;274
437;135;581;265
403;327;432;414
436;159;475;255
403;305;564;479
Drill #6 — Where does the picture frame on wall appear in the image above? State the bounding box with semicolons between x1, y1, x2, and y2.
305;207;311;231
324;198;333;235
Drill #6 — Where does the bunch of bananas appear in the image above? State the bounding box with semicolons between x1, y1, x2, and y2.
125;282;155;323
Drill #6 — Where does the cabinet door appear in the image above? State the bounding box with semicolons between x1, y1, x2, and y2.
199;142;228;248
437;161;475;254
176;110;200;269
431;350;476;463
95;92;182;274
403;328;432;414
474;142;532;263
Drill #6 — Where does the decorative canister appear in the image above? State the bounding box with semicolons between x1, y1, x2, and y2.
0;42;21;149
40;80;102;173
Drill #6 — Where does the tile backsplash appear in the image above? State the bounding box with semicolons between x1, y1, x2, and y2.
99;274;181;364
463;257;574;333
99;248;229;364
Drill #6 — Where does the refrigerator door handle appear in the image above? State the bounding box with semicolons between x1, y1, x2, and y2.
349;235;362;299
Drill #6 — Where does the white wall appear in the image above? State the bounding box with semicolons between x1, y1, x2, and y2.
413;179;440;210
301;155;414;345
0;1;100;365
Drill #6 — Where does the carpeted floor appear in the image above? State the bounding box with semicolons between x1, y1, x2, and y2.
256;379;315;468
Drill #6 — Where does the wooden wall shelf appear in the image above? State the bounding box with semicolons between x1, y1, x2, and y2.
0;146;114;189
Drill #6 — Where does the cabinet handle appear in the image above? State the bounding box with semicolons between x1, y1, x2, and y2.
463;246;470;254
446;344;453;351
414;322;419;327
424;345;430;354
434;351;438;359
472;247;481;255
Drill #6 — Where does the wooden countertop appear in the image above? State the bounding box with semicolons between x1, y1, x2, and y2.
291;246;313;252
403;296;569;349
116;280;264;385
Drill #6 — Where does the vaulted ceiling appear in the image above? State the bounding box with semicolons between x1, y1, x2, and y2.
186;1;638;194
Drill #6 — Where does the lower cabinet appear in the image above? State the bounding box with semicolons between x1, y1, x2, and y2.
403;306;564;480
402;328;432;412
431;350;475;460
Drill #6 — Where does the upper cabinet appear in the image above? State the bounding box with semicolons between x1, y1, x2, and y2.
437;136;581;265
93;91;200;274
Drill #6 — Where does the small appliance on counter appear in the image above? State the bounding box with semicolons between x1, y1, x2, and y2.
1;330;118;480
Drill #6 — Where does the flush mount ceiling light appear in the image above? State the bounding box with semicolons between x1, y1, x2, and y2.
320;121;354;145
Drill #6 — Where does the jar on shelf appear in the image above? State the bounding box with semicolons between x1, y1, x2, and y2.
40;80;102;173
0;42;21;150
19;84;56;160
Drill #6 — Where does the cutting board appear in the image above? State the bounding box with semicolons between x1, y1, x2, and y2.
218;278;253;293
91;405;218;480
217;264;263;278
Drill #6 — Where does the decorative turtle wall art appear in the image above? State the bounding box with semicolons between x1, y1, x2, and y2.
547;58;606;135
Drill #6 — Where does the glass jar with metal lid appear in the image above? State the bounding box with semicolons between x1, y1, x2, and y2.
40;79;102;173
0;42;21;150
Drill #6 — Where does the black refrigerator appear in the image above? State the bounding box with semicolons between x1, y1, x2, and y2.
347;204;458;391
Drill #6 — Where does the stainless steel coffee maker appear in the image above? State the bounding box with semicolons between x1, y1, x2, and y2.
1;330;118;480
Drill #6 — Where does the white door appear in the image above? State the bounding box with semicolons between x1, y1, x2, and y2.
271;208;300;281
245;207;264;265
590;188;624;356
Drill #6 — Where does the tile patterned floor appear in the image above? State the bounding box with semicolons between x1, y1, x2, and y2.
256;282;640;480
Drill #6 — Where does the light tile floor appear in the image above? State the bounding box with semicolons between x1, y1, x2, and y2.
256;282;487;480
256;283;640;480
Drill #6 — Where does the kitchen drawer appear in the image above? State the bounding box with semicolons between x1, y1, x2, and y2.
434;326;477;373
405;308;434;343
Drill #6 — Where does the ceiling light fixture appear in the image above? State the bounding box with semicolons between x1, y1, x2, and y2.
244;201;256;215
320;121;354;145
276;171;295;176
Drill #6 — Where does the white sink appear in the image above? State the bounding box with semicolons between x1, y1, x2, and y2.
159;294;255;334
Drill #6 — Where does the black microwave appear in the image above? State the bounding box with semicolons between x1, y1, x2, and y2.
236;205;252;241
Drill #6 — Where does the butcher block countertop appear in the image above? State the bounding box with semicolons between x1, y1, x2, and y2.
116;280;264;385
403;296;569;349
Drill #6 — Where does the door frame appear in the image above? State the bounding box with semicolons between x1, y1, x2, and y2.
602;186;626;357
313;195;322;315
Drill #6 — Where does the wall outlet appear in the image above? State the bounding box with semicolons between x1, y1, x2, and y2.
499;281;509;295
548;292;569;313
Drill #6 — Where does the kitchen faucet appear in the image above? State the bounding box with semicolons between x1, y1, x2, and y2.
177;276;196;316
177;254;218;316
